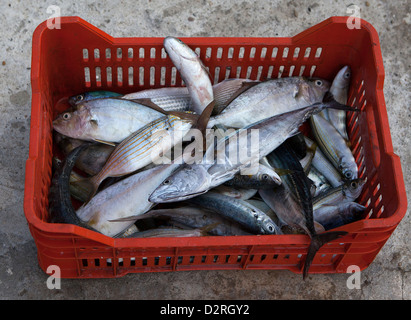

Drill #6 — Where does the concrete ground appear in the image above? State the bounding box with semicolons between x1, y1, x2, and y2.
0;0;409;300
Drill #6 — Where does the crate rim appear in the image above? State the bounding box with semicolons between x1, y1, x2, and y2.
25;16;408;249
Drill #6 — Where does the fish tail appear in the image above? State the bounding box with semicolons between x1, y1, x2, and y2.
302;230;348;279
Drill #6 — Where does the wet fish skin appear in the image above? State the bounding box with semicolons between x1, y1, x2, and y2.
163;36;214;115
76;161;182;237
307;167;332;197
314;202;366;230
328;66;351;141
212;185;258;200
69;90;122;106
207;76;330;129
310;111;358;180
188;192;282;235
303;135;344;187
53;98;165;143
127;226;206;238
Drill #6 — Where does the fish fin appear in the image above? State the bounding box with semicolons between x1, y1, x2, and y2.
314;221;325;233
168;111;200;123
70;176;99;205
214;81;260;115
323;91;360;112
194;100;215;140
93;139;117;147
303;231;348;280
128;98;170;115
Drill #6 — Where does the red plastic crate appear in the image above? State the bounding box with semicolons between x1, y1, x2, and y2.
24;16;407;278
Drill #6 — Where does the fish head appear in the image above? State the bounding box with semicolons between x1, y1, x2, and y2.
52;104;93;140
339;157;358;180
163;36;199;70
247;205;279;235
149;164;211;203
68;93;86;106
332;65;352;90
344;178;366;199
255;164;282;186
306;77;331;101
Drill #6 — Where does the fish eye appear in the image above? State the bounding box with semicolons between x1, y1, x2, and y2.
315;80;323;86
345;171;353;179
77;95;84;101
262;174;269;180
267;225;274;232
351;181;358;188
163;179;170;185
344;72;351;79
62;112;71;120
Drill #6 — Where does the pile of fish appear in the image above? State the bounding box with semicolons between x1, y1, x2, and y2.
49;36;366;278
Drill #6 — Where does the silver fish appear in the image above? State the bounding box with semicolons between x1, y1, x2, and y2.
163;36;214;115
328;65;351;141
76;162;182;237
307;167;332;197
310;112;358;180
187;192;282;235
69;91;122;106
303;135;344;187
127;226;207;238
212;185;258;200
149;104;330;204
53;98;166;143
313;178;366;210
207;76;330;129
224;163;282;189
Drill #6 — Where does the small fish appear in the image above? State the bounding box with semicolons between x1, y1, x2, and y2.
307;167;332;197
303;135;344;187
310;111;358;180
126;226;212;238
207;76;330;129
163;36;214;115
328;66;351;141
73;114;195;202
53;98;166;143
212;185;258;200
69;90;122;106
187;192;282;235
313;178;366;210
314;202;366;230
224;163;282;189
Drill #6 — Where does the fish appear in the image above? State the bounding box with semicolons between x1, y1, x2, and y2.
263;138;348;279
68;90;122;106
187;192;282;235
328;66;351;141
72;114;195;202
163;36;214;115
314;202;366;230
149;102;342;204
303;135;344;187
126;206;253;236
313;178;366;210
310;110;358;180
224;163;282;189
75;161;183;237
53;98;167;143
48;144;99;232
207;76;330;129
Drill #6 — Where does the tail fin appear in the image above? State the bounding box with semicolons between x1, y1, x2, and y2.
322;91;359;112
303;230;348;279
